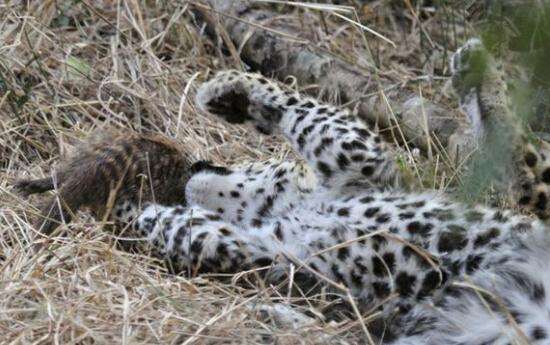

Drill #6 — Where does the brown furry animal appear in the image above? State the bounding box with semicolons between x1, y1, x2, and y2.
15;132;193;236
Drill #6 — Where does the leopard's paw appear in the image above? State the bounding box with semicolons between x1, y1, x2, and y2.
196;70;289;134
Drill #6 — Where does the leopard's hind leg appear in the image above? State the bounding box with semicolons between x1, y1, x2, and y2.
451;38;550;220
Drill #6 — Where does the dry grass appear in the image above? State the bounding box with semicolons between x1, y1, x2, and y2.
0;1;476;343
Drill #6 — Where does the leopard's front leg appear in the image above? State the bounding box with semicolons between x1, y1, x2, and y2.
196;70;401;192
110;200;295;275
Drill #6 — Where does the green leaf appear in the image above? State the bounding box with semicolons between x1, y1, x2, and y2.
66;56;91;79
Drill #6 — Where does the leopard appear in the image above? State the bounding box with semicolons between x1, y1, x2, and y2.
17;39;550;344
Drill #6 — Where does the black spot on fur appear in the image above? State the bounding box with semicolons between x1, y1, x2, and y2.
302;124;315;136
525;151;538;167
371;235;387;251
535;192;547;211
297;134;306;149
336;127;349;134
531;326;547;340
354;257;368;274
532;283;546;302
186;217;206;227
474;227;500;248
372;256;388;277
190;236;206;255
397;201;426;209
337;246;350;261
353;128;370;139
337;153;350;170
274;223;284;241
402;246;415;259
465;254;483;273
372;281;391;298
513;222;533;232
317;161;333;178
465;210;484;222
291;114;306;134
519;195;531;205
254;257;273;267
492;211;508;223
206;214;222;221
219;228;232;236
331;264;345;283
259;105;283;123
509;309;525;323
438;227;469;252
432;208;456;221
417;270;442;299
342;141;367;151
286;97;298;106
350;269;363;287
521;182;532;191
274;168;286;179
407;221;433;237
449;260;462;275
395;272;416;297
351;154;365;162
258;195;275;217
216;242;229;256
360;196;374;203
313;137;334;157
375;213;391;223
174;226;187;247
337;208;350;217
364;207;380;218
542;168;550;183
382;252;396;274
230;191;240;198
275;181;286;193
399;212;415;220
141;217;157;233
422;211;434;219
361;165;374;176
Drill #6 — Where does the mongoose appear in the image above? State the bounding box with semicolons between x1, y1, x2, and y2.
15;131;193;235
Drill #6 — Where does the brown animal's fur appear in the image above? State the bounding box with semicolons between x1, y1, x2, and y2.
15;132;192;236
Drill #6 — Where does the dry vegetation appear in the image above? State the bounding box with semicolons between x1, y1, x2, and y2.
0;1;535;344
